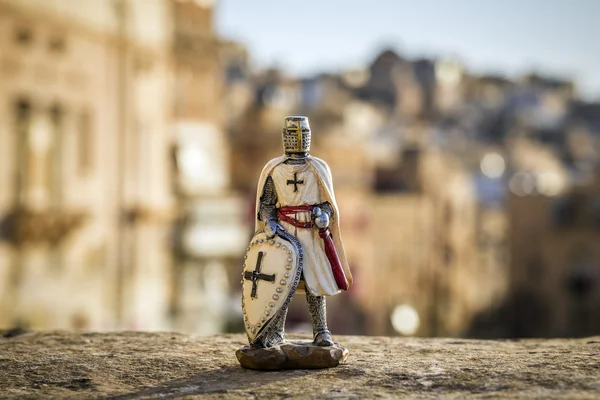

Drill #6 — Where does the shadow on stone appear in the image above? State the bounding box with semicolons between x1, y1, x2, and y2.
1;327;29;338
106;365;318;399
236;341;349;370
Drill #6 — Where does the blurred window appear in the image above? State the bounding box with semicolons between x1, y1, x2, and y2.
14;99;32;203
14;26;33;47
526;258;542;281
552;198;575;227
48;35;67;54
77;111;93;175
225;64;245;83
13;100;63;207
443;245;453;266
49;104;64;205
567;270;594;298
566;251;595;299
593;199;600;227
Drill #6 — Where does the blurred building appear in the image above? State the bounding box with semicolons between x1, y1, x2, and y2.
0;0;175;330
228;68;305;197
169;0;246;334
508;167;600;337
211;43;600;339
2;5;598;339
308;109;377;335
365;147;490;337
434;59;465;117
221;40;253;130
223;47;520;338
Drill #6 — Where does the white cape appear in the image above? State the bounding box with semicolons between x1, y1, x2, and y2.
254;155;353;295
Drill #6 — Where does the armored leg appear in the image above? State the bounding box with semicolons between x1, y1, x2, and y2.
306;291;334;346
254;307;287;348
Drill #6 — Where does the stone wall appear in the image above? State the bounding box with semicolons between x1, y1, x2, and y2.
1;331;599;398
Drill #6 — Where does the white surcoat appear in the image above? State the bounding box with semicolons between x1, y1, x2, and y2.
255;156;353;296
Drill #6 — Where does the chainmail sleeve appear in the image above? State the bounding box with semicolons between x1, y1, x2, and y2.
258;175;278;222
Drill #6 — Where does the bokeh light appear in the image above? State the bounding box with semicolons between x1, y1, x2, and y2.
480;153;506;179
391;305;420;336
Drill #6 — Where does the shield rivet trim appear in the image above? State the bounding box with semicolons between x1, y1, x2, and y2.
269;302;275;307
284;272;290;278
276;287;283;293
280;279;286;285
272;294;279;300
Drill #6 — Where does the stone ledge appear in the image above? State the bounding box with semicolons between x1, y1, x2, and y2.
0;331;599;399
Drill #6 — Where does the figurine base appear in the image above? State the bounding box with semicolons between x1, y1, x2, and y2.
236;341;349;370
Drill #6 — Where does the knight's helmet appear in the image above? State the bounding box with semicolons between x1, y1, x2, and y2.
282;116;311;155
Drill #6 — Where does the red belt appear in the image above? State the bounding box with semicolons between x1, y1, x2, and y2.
277;205;349;291
277;205;314;228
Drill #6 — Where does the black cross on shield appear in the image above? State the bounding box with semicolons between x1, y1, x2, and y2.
244;251;276;299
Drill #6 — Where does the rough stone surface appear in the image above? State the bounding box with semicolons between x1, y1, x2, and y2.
1;330;600;399
236;341;349;370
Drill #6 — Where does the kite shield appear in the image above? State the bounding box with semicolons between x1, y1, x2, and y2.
241;230;303;344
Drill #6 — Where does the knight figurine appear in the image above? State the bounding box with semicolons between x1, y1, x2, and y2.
237;116;352;369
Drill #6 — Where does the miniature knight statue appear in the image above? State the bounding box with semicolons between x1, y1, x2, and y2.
240;116;353;350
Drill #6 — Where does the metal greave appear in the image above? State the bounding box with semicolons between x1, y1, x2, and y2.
255;291;329;347
306;291;329;336
257;307;287;347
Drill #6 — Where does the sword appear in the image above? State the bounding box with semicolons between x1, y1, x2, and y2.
313;207;349;291
318;227;349;291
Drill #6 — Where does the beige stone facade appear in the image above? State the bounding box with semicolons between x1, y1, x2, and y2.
508;169;600;337
169;0;246;334
364;148;484;337
0;0;174;330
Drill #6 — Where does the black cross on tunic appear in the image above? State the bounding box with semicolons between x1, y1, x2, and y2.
244;251;275;299
286;172;305;192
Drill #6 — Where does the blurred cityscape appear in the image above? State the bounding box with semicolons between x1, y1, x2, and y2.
1;0;599;338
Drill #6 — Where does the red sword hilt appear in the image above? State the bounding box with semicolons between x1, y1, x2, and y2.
318;227;349;291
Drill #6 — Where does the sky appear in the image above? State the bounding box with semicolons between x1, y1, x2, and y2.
215;0;600;100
